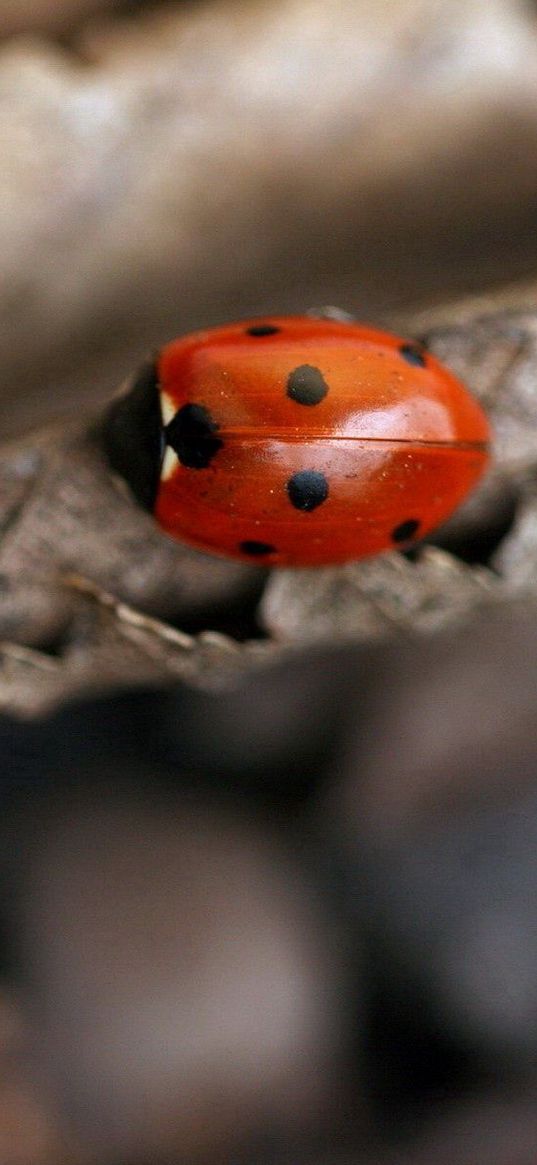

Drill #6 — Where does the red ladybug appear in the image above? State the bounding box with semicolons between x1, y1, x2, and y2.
104;316;490;567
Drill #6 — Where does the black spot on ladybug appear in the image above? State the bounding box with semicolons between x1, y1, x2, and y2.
392;518;421;543
399;343;427;368
166;403;223;469
286;470;329;512
101;358;163;511
246;324;281;337
239;540;277;556
287;364;329;406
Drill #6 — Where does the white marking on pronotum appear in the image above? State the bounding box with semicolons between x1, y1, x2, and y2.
161;445;179;481
160;391;176;427
160;391;180;478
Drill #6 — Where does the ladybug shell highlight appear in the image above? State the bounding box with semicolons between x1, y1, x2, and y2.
108;316;490;567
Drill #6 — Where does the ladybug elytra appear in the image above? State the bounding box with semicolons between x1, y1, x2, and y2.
103;316;490;567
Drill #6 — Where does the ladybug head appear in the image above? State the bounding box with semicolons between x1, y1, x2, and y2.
101;359;164;511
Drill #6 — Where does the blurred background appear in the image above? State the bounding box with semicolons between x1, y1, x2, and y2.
3;0;537;1162
3;0;537;437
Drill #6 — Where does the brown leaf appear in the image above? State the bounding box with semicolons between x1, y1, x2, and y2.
262;548;499;642
0;578;276;718
2;298;537;712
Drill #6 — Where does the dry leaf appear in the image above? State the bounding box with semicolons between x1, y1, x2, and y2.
0;579;275;717
261;548;499;642
1;298;537;712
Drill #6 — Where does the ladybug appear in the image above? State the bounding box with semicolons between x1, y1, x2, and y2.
103;315;490;567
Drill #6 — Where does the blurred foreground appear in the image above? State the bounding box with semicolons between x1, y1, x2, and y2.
2;600;537;1163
